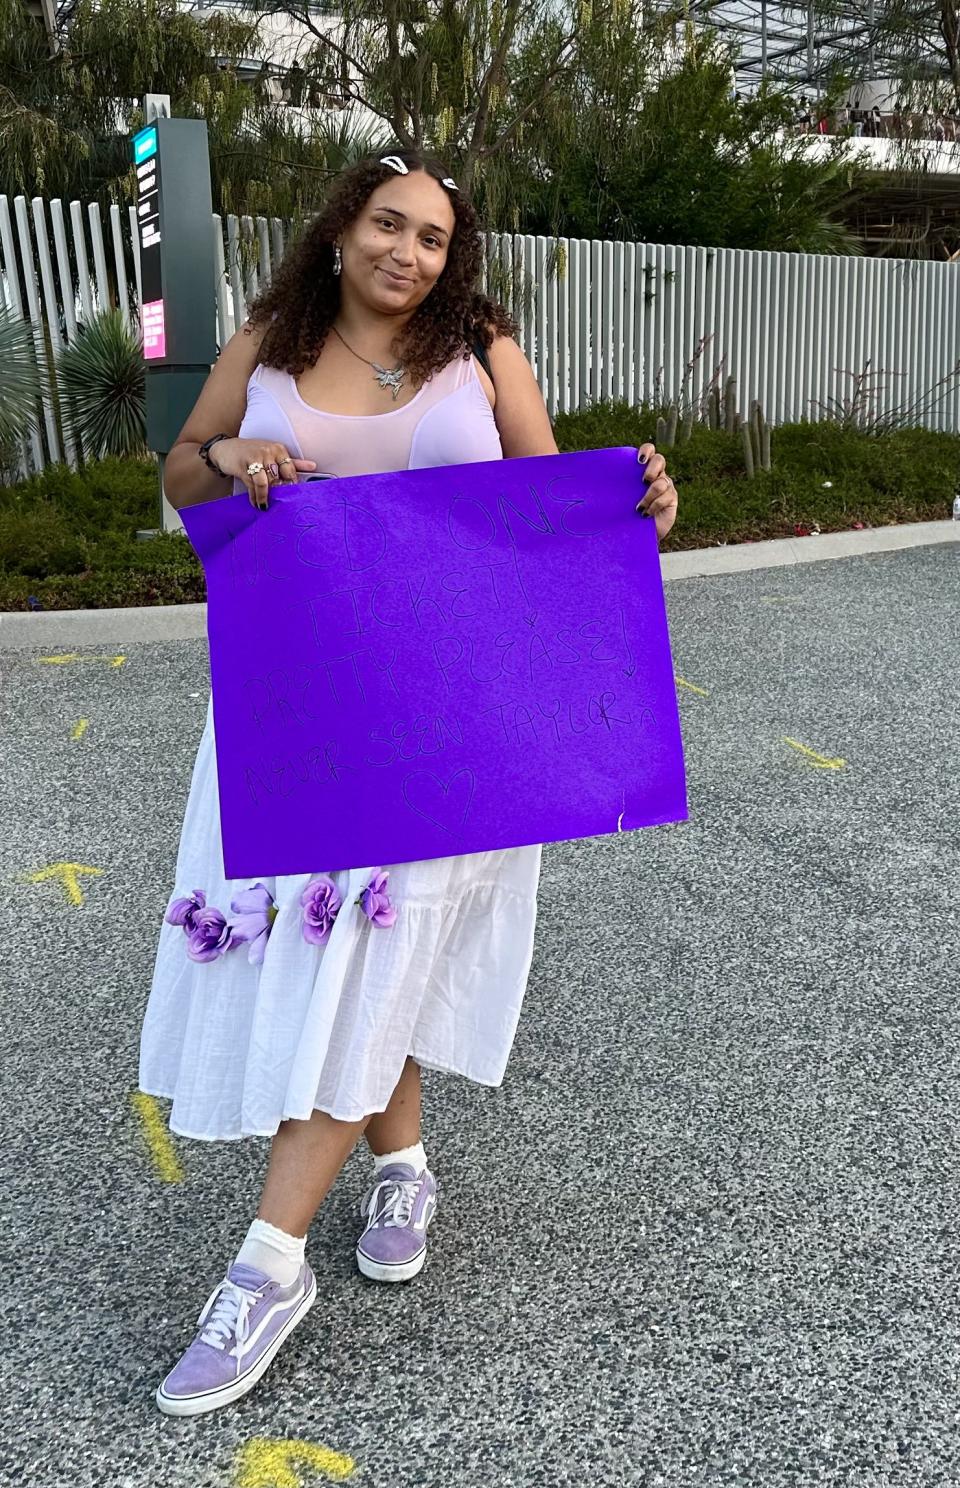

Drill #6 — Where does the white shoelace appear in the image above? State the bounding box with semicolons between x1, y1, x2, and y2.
196;1277;261;1353
362;1176;420;1229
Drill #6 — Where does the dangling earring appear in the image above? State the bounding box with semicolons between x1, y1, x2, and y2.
332;243;342;276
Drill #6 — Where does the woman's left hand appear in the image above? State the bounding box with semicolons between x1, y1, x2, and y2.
636;443;678;544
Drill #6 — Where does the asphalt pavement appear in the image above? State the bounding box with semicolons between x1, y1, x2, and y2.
3;535;960;1488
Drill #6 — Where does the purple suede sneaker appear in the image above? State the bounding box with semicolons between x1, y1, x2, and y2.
356;1162;438;1282
156;1260;316;1417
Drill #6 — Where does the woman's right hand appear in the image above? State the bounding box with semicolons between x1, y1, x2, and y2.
210;438;318;509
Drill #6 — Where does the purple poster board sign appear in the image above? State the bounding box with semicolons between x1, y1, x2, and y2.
180;446;688;878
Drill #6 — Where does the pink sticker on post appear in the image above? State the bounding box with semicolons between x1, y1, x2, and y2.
142;298;166;359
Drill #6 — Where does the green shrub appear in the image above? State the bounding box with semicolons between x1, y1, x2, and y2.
0;507;91;577
0;456;160;540
79;455;159;524
0;462;87;512
0;563;206;611
553;400;656;452
656;465;951;549
772;420;959;500
91;529;197;573
553;401;960;548
1;418;958;609
0;531;204;608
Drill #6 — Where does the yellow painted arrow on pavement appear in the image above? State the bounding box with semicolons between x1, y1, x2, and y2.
235;1439;356;1487
36;653;126;668
20;862;104;906
783;737;846;770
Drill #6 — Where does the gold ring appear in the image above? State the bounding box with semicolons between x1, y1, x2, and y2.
246;461;264;477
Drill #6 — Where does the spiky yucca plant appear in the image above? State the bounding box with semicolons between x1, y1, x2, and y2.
57;309;147;459
0;306;42;448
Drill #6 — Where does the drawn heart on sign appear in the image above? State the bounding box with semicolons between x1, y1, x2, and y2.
402;768;476;836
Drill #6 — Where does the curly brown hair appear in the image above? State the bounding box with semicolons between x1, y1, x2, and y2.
246;147;518;386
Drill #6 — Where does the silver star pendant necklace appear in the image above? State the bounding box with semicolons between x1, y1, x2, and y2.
331;324;407;400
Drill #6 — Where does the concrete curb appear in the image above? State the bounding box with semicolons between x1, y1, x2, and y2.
1;518;957;650
659;517;959;579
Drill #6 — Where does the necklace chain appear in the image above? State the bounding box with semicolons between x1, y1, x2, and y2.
331;324;407;400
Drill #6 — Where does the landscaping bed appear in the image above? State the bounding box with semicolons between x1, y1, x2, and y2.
1;410;957;611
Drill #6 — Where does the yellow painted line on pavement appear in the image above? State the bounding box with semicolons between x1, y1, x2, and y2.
783;737;846;770
235;1438;357;1486
130;1093;184;1184
36;653;126;668
71;719;89;741
20;862;103;906
676;675;709;696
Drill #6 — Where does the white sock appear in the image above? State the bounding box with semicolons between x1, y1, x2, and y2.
373;1141;427;1176
235;1217;306;1286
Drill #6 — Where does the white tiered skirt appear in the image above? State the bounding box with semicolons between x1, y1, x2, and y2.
139;695;542;1140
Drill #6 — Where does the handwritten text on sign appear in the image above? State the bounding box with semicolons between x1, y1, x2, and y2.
180;447;688;877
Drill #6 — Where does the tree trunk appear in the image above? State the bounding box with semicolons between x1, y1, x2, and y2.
942;0;960;108
462;0;524;190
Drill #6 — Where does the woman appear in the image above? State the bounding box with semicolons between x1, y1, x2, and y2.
139;147;678;1418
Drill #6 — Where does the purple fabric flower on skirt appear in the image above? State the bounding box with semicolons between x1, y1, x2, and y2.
185;905;237;964
300;874;343;946
229;881;279;967
357;869;397;928
165;888;207;934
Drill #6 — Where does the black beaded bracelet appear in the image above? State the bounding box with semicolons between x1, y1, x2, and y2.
198;433;232;477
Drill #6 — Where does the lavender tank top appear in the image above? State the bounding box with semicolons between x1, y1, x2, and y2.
234;351;501;487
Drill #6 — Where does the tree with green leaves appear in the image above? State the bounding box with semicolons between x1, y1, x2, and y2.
517;13;869;252
0;0;380;216
254;0;873;248
0;0;882;254
249;0;584;222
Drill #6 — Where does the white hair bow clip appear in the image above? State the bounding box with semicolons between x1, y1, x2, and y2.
442;177;459;191
379;155;409;174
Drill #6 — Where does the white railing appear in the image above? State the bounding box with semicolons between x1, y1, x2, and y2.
2;192;959;475
489;234;960;431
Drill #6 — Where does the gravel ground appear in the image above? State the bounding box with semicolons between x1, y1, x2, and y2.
2;540;959;1488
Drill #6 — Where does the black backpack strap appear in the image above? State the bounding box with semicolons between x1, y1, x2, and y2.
470;331;493;380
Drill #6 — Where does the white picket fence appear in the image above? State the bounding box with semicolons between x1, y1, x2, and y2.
1;191;959;474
